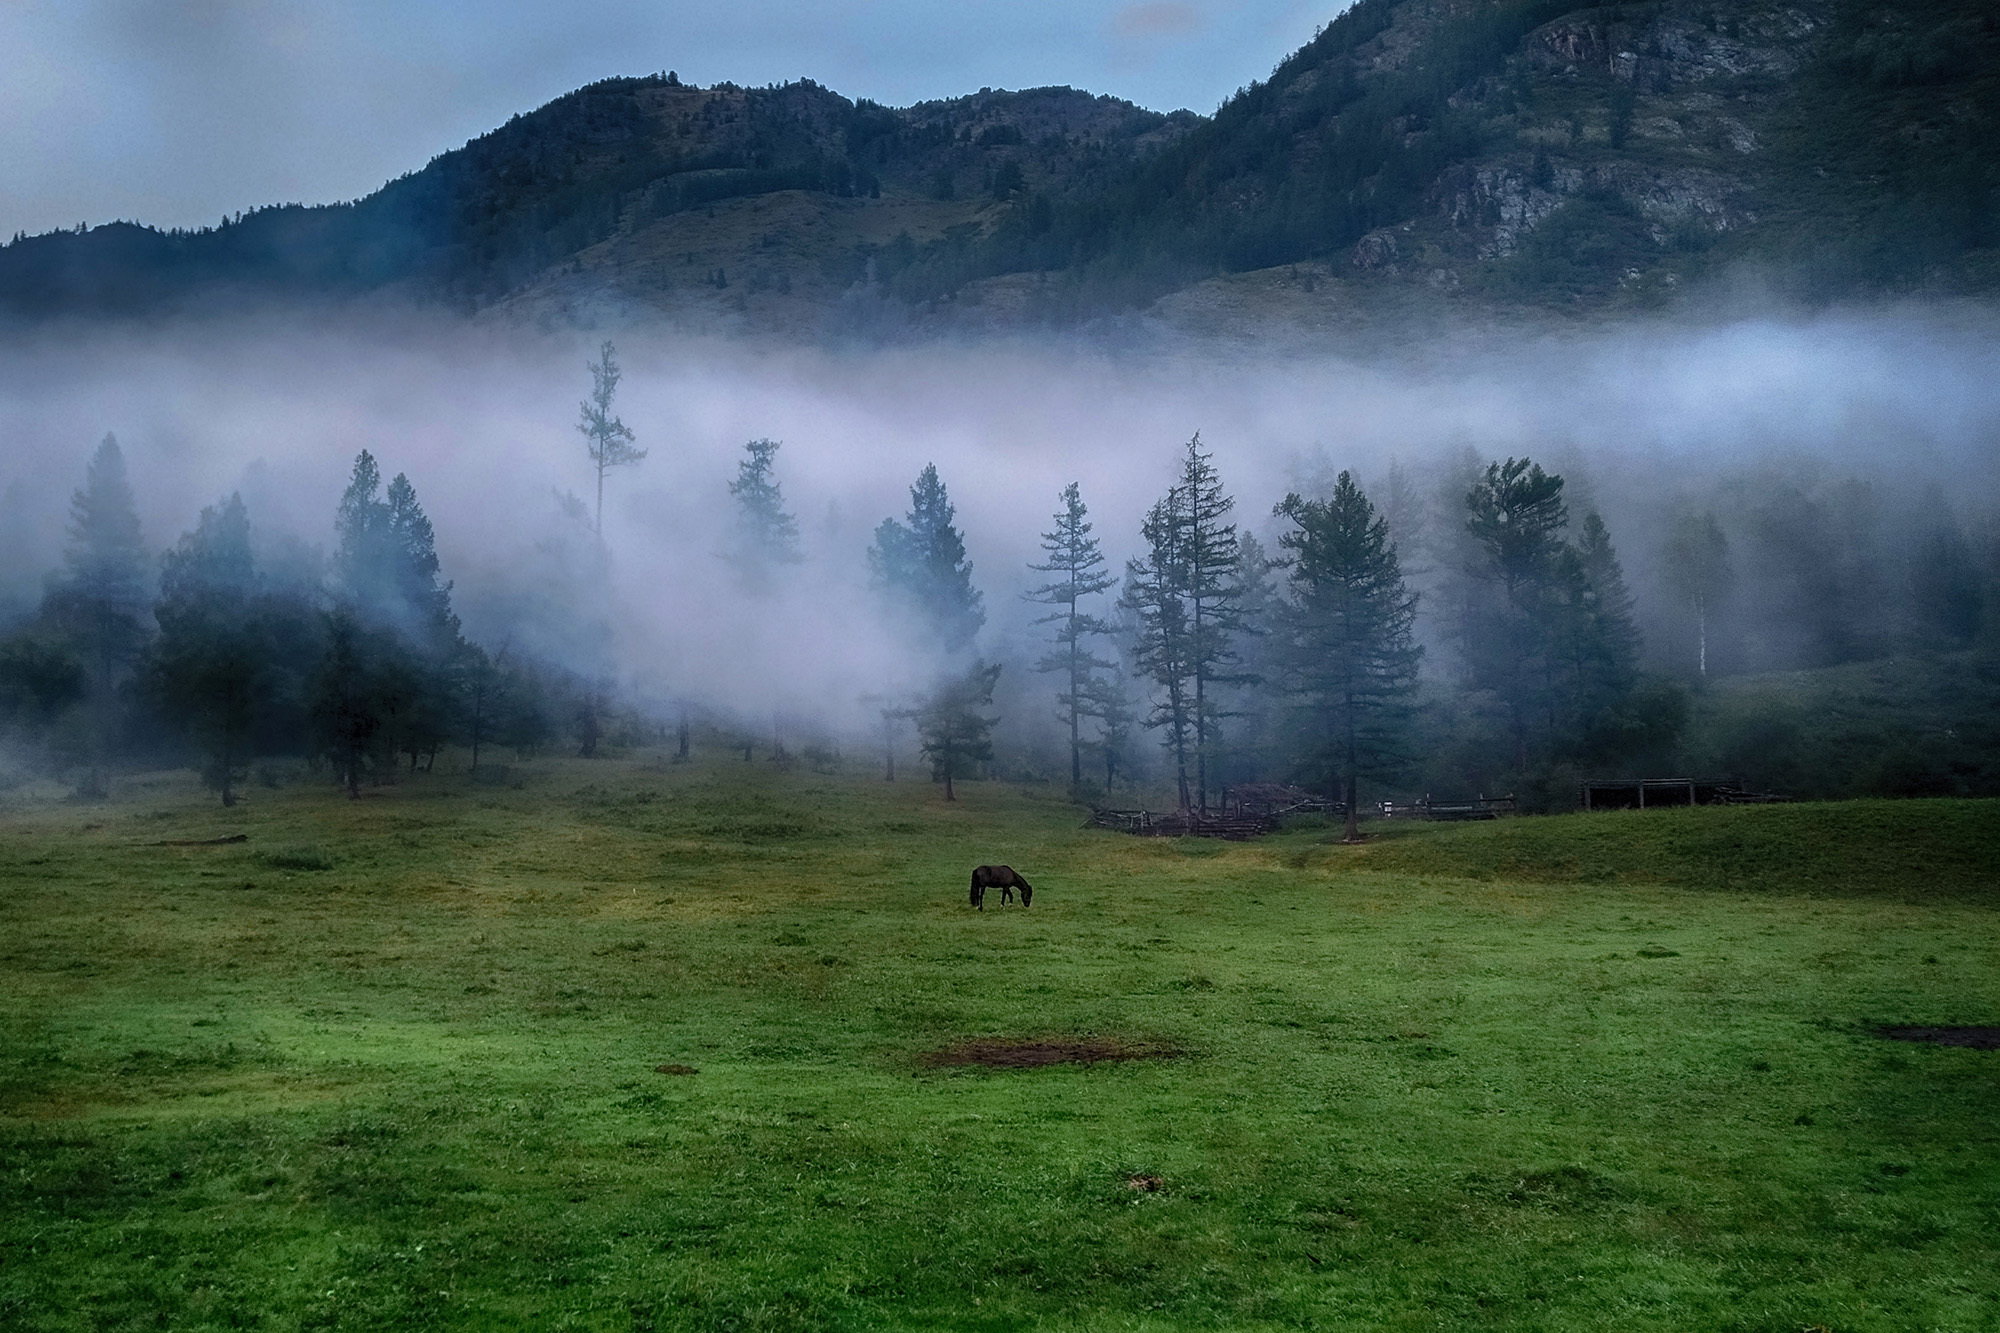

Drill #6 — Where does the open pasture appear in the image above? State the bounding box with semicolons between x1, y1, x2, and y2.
2;761;1997;1331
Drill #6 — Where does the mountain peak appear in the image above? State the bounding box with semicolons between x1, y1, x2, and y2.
2;0;1994;329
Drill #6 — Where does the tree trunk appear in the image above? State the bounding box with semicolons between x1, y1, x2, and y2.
1696;595;1708;679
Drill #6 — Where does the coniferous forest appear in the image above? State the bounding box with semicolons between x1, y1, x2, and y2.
4;349;1995;814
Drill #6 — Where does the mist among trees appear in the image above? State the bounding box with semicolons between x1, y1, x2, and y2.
1;374;1997;813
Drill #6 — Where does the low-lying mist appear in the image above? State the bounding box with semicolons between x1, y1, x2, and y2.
3;302;1996;748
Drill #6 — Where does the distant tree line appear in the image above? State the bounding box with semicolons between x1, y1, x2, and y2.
3;390;1996;810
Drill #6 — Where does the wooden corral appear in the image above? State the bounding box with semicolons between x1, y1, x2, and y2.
1218;783;1344;820
1378;793;1517;821
1580;778;1787;811
1084;808;1279;840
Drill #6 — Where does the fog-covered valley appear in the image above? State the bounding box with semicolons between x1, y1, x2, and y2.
2;300;1996;806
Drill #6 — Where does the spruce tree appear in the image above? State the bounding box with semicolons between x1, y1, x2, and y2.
578;341;645;537
151;494;265;806
1273;473;1421;840
725;438;803;590
1025;483;1115;794
869;463;984;652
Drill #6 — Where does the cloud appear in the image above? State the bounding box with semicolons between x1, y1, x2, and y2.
1111;2;1203;39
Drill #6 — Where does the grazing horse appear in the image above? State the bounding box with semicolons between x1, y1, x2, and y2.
970;864;1033;910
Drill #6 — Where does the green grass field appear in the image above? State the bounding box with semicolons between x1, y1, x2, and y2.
2;758;1997;1331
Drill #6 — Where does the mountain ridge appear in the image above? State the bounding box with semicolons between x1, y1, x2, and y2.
2;0;1993;331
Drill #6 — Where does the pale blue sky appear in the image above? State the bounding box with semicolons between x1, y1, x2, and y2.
1;0;1338;238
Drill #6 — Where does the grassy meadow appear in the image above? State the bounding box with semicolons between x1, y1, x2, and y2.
1;755;1997;1331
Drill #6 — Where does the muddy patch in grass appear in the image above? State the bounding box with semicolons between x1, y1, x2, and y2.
1878;1025;2000;1049
920;1037;1182;1070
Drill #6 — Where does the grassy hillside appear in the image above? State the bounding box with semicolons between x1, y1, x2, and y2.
3;756;1996;1329
1680;650;2000;800
1347;797;2000;898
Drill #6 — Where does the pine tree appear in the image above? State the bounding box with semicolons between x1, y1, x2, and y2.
1025;483;1115;794
1459;457;1570;771
325;452;466;781
43;434;150;795
1122;436;1248;813
915;661;1001;801
725;438;803;590
312;607;379;799
1273;473;1422;840
1175;435;1249;812
151;494;266;806
1121;485;1198;811
578;341;646;537
383;472;465;771
869;463;984;652
334;450;393;607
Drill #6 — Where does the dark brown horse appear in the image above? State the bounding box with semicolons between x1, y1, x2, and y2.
970;864;1033;909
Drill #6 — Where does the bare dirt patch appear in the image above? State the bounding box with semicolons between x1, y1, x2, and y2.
919;1037;1181;1070
1878;1025;2000;1049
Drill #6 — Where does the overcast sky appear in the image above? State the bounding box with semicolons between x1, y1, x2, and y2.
1;0;1333;239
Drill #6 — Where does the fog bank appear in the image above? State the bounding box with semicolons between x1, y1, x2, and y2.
2;304;1996;734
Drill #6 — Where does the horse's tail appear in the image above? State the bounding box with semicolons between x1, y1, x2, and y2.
970;872;983;909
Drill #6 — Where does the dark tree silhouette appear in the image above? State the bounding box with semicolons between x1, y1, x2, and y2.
1273;472;1421;840
1122;484;1198;811
577;340;645;537
151;493;265;806
1025;482;1115;794
725;438;803;590
869;462;984;652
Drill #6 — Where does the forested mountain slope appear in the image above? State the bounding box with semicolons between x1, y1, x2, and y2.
0;0;1992;328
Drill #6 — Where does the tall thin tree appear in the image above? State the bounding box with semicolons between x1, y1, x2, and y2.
1025;483;1115;794
1175;434;1249;812
577;341;646;537
1273;473;1421;841
1121;485;1198;811
1459;457;1570;771
725;438;803;590
1663;511;1731;678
